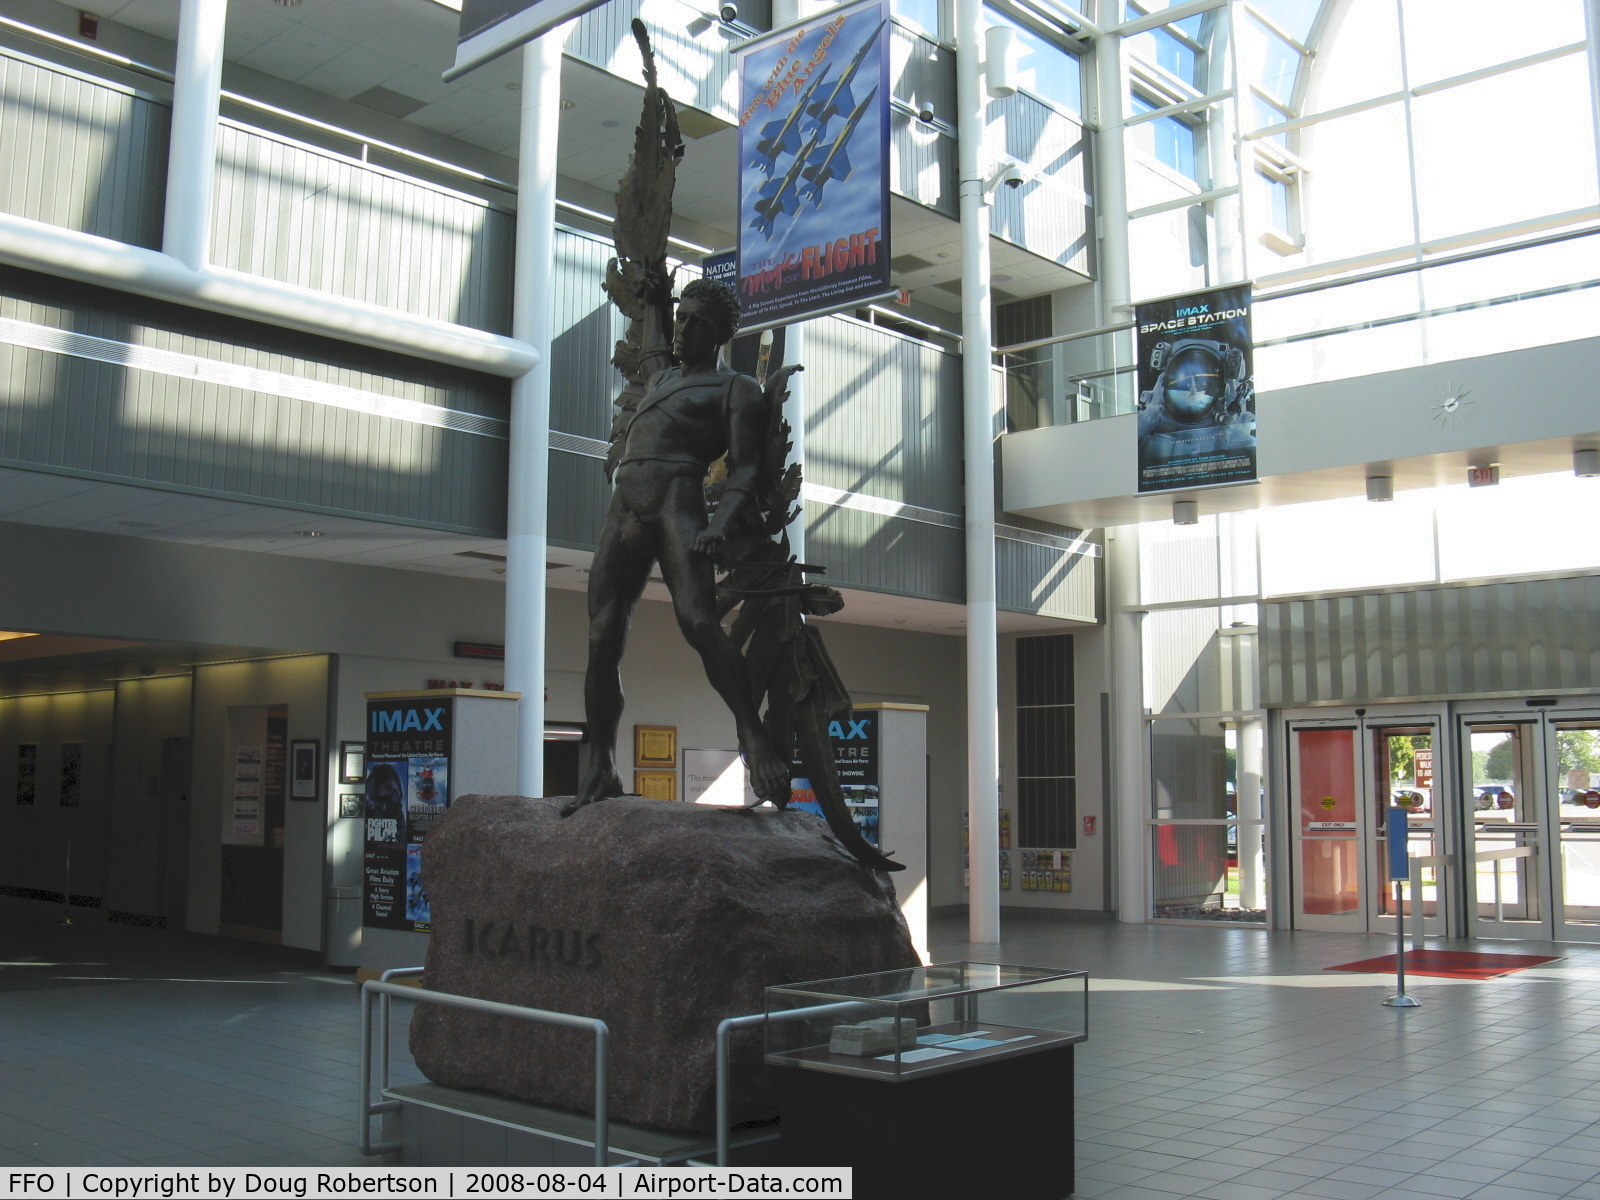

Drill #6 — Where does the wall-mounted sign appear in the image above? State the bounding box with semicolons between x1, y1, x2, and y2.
1135;284;1255;494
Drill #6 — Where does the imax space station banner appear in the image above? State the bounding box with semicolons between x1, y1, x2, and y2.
1134;285;1257;494
735;0;892;330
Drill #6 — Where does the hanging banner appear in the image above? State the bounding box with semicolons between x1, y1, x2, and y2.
363;697;454;932
736;0;893;330
1134;284;1256;493
444;0;606;82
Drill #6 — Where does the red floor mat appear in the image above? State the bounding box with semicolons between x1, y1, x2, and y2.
1325;950;1561;979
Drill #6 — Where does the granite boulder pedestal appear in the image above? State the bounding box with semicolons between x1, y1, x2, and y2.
409;794;920;1133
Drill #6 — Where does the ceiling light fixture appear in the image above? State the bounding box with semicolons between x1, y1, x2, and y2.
1365;475;1393;502
294;530;323;537
1576;448;1600;477
1172;499;1199;525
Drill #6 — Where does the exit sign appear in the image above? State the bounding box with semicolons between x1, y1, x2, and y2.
1468;464;1500;487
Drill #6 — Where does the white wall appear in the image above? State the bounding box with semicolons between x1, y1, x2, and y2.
1003;334;1600;521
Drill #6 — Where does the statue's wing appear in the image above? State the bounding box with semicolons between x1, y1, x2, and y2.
795;670;904;873
606;20;681;467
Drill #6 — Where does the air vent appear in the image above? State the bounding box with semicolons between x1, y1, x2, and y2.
351;86;427;119
675;108;726;140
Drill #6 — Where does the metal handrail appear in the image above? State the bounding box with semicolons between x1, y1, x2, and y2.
359;979;611;1167
712;1000;867;1167
993;222;1600;357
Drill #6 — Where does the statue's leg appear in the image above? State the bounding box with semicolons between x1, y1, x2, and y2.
567;498;653;814
653;482;792;806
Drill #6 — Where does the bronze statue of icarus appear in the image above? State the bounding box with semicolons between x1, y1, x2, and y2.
561;21;901;874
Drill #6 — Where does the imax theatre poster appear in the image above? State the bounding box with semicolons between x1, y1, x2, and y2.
1134;284;1256;494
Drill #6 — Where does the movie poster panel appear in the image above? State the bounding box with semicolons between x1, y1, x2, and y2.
789;709;880;846
363;697;453;932
1134;284;1256;493
736;0;892;329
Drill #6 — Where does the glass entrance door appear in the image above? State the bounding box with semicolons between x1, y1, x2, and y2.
1463;710;1600;942
1288;711;1447;935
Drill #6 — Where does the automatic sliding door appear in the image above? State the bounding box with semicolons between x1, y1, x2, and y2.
1464;721;1548;938
1291;726;1363;932
1370;724;1446;935
1554;719;1600;941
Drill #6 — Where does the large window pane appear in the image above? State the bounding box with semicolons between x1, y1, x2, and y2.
1299;0;1401;110
1139;512;1259;605
1129;93;1201;182
1413;58;1597;244
1297;104;1414;262
1144;606;1259;715
989;10;1081;115
1437;474;1600;582
1400;0;1585;87
1259;493;1436;597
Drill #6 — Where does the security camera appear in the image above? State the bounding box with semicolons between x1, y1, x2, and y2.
917;107;936;123
719;2;739;21
999;163;1024;189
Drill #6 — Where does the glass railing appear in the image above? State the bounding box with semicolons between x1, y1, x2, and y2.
999;222;1600;432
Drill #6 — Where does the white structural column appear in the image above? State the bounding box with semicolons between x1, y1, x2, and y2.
1107;526;1147;922
955;0;1001;945
164;0;228;269
1092;0;1147;923
505;30;568;798
1091;7;1130;324
1586;0;1600;192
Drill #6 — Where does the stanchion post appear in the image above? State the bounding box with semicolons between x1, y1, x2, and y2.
1383;806;1420;1008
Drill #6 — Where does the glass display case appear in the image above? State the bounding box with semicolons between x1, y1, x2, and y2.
764;961;1087;1081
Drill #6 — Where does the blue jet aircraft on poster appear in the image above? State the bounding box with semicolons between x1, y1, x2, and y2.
736;0;892;329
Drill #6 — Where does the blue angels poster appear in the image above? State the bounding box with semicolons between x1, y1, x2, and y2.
736;0;892;329
1134;285;1256;493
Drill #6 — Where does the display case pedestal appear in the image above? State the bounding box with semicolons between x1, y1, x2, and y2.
775;1043;1074;1200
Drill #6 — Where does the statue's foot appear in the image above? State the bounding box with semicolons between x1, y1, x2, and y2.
562;768;625;817
744;741;792;808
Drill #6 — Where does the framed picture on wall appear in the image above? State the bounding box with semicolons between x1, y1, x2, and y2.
290;739;319;800
338;793;362;818
339;741;365;784
634;725;677;768
634;769;677;802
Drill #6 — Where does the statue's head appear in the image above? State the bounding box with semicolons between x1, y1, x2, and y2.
679;277;742;345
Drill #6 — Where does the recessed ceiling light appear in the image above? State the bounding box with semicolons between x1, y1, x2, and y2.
294;530;323;537
601;119;620;128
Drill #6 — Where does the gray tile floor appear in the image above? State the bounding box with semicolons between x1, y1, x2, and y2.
5;900;1600;1199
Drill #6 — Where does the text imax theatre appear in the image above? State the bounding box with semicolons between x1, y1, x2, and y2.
0;0;1596;966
